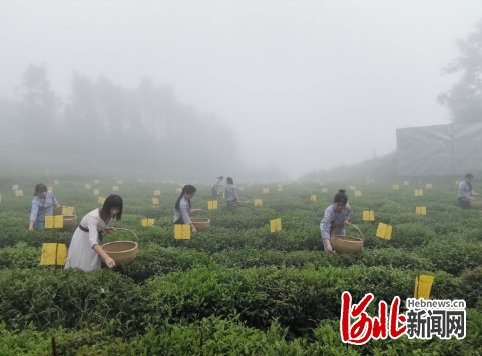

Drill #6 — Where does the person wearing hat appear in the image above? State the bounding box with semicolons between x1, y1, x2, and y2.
320;189;351;253
211;176;224;199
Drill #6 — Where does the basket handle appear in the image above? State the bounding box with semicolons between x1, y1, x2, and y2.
330;223;364;239
103;227;139;242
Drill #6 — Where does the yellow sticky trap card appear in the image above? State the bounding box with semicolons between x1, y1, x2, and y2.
15;190;24;197
321;188;328;193
392;184;400;190
94;179;100;184
141;218;155;227
85;184;91;189
239;187;245;191
153;190;161;196
263;187;270;194
62;206;75;215
112;185;119;192
176;187;182;193
319;182;325;186
255;199;263;206
152;198;160;206
270;218;282;233
208;200;218;210
404;181;409;186
45;215;64;229
277;184;283;192
54;179;59;185
98;196;105;205
40;243;67;265
12;184;19;191
376;222;392;240
415;206;427;215
93;189;100;196
425;184;432;189
174;224;191;239
414;189;424;197
355;191;362;197
348;185;356;191
48;186;53;192
310;194;317;202
362;210;375;221
116;179;123;184
414;275;434;299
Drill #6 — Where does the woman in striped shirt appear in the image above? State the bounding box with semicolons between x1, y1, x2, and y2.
320;189;351;252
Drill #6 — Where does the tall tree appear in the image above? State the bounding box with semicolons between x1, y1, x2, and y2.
439;20;482;123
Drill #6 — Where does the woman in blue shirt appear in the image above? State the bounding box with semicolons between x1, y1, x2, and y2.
320;189;351;252
28;183;61;230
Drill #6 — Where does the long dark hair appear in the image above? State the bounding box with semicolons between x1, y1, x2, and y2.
100;194;123;221
226;177;233;184
333;189;348;204
175;185;196;211
34;183;48;196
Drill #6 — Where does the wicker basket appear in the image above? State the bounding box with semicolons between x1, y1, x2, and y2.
191;218;210;232
101;228;138;265
470;201;482;210
237;197;250;207
331;224;364;253
62;215;78;231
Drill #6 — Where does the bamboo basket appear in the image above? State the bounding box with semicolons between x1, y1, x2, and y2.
331;224;364;253
237;197;250;207
191;218;210;232
101;228;138;265
470;200;482;210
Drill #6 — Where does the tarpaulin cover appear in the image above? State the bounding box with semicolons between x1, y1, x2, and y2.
396;123;482;176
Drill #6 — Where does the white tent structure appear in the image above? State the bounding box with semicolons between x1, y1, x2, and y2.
396;123;482;176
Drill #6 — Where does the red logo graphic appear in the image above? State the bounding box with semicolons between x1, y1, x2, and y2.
340;291;407;345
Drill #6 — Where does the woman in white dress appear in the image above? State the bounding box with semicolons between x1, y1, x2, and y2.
65;195;123;272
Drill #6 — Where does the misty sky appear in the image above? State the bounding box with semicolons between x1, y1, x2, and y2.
2;1;482;179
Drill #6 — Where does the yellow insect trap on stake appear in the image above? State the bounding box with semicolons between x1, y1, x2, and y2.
310;194;317;202
98;196;105;205
153;190;161;196
15;190;23;197
48;186;53;192
414;275;434;299
355;191;362;198
321;188;328;193
362;210;375;222
174;224;191;239
376;223;392;240
208;200;218;210
425;184;433;189
152;198;160;206
404;181;409;186
414;189;424;197
277;184;283;192
141;218;155;227
270;218;282;233
416;206;427;215
392;184;400;190
93;189;100;196
12;184;19;191
45;215;64;229
85;184;91;189
348;185;356;191
255;199;263;206
112;185;119;192
176;187;182;193
40;243;67;266
263;187;270;194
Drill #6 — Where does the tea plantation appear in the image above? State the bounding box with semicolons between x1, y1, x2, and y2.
0;176;481;355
